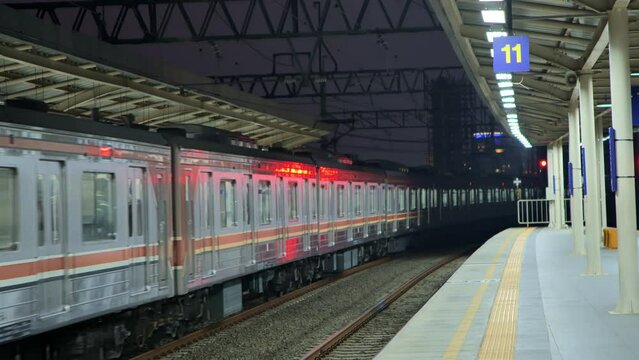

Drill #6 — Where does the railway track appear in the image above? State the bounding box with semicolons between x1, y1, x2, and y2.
132;256;391;360
301;253;467;360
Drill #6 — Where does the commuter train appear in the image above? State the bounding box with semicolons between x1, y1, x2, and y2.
0;106;530;358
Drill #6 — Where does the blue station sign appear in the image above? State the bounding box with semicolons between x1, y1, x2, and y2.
493;35;530;73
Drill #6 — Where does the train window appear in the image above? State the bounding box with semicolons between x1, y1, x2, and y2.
420;189;426;210
220;179;237;228
0;168;17;251
385;187;392;213
82;172;116;242
201;173;213;229
37;174;45;246
311;183;318;219
369;185;377;214
288;182;299;221
398;188;406;212
258;180;272;225
354;185;362;216
410;189;416;211
320;184;327;218
337;184;346;218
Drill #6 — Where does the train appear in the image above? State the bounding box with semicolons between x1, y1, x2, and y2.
0;105;533;359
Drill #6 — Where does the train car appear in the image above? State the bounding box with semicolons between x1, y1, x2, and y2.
0;105;530;358
0;107;173;346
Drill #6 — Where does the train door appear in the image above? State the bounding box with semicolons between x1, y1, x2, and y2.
386;185;396;233
36;160;66;316
284;178;304;259
305;179;315;251
328;182;336;246
155;171;170;288
253;175;276;261
243;174;257;264
182;170;196;280
214;173;244;272
128;167;149;294
198;171;214;276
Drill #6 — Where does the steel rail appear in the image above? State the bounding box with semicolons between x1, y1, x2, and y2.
132;256;392;360
301;252;466;360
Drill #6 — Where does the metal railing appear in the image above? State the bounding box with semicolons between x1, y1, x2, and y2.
517;198;572;226
517;199;550;226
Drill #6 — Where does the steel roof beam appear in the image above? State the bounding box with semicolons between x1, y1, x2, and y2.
257;132;298;146
0;43;324;139
460;25;584;69
6;0;441;44
282;135;317;149
48;85;121;111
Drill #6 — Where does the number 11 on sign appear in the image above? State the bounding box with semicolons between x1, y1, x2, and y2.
493;35;529;72
501;43;522;64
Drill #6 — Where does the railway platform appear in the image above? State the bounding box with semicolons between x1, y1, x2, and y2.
376;227;639;360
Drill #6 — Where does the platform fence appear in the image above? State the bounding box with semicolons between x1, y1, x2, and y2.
517;199;572;226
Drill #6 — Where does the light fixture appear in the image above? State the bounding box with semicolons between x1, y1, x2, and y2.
506;113;518;119
500;89;515;97
596;103;612;108
503;103;516;109
498;81;513;88
490;49;494;58
502;96;515;103
631;73;639;77
481;10;506;24
496;73;512;80
486;31;508;43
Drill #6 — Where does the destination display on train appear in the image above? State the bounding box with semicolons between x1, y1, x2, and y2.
493;35;530;73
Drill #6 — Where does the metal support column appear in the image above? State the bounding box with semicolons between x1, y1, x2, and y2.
569;103;586;255
596;116;608;229
579;73;603;275
609;7;639;313
546;144;556;228
553;141;565;228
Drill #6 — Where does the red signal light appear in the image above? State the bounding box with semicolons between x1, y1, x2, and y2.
539;159;547;168
99;145;113;158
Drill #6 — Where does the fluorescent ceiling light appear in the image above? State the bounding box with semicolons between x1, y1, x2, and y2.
506;113;518;119
596;103;612;108
498;81;513;88
496;73;512;80
486;31;508;43
490;49;494;58
500;89;515;97
502;97;515;103
479;0;504;2
503;103;516;109
481;10;506;24
631;73;639;77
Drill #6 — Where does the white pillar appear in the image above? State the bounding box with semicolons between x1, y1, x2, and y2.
546;144;555;228
609;7;639;313
579;73;603;275
569;103;586;255
596;116;608;229
553;141;565;228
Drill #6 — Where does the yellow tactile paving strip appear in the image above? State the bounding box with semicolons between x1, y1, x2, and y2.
477;227;534;360
442;228;521;360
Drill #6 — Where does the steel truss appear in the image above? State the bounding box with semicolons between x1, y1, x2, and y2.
323;109;431;129
7;0;440;43
210;66;464;98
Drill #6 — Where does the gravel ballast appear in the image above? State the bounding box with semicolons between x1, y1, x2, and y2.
163;250;462;360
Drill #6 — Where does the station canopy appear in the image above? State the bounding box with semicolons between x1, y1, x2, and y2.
0;5;330;149
432;0;639;145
